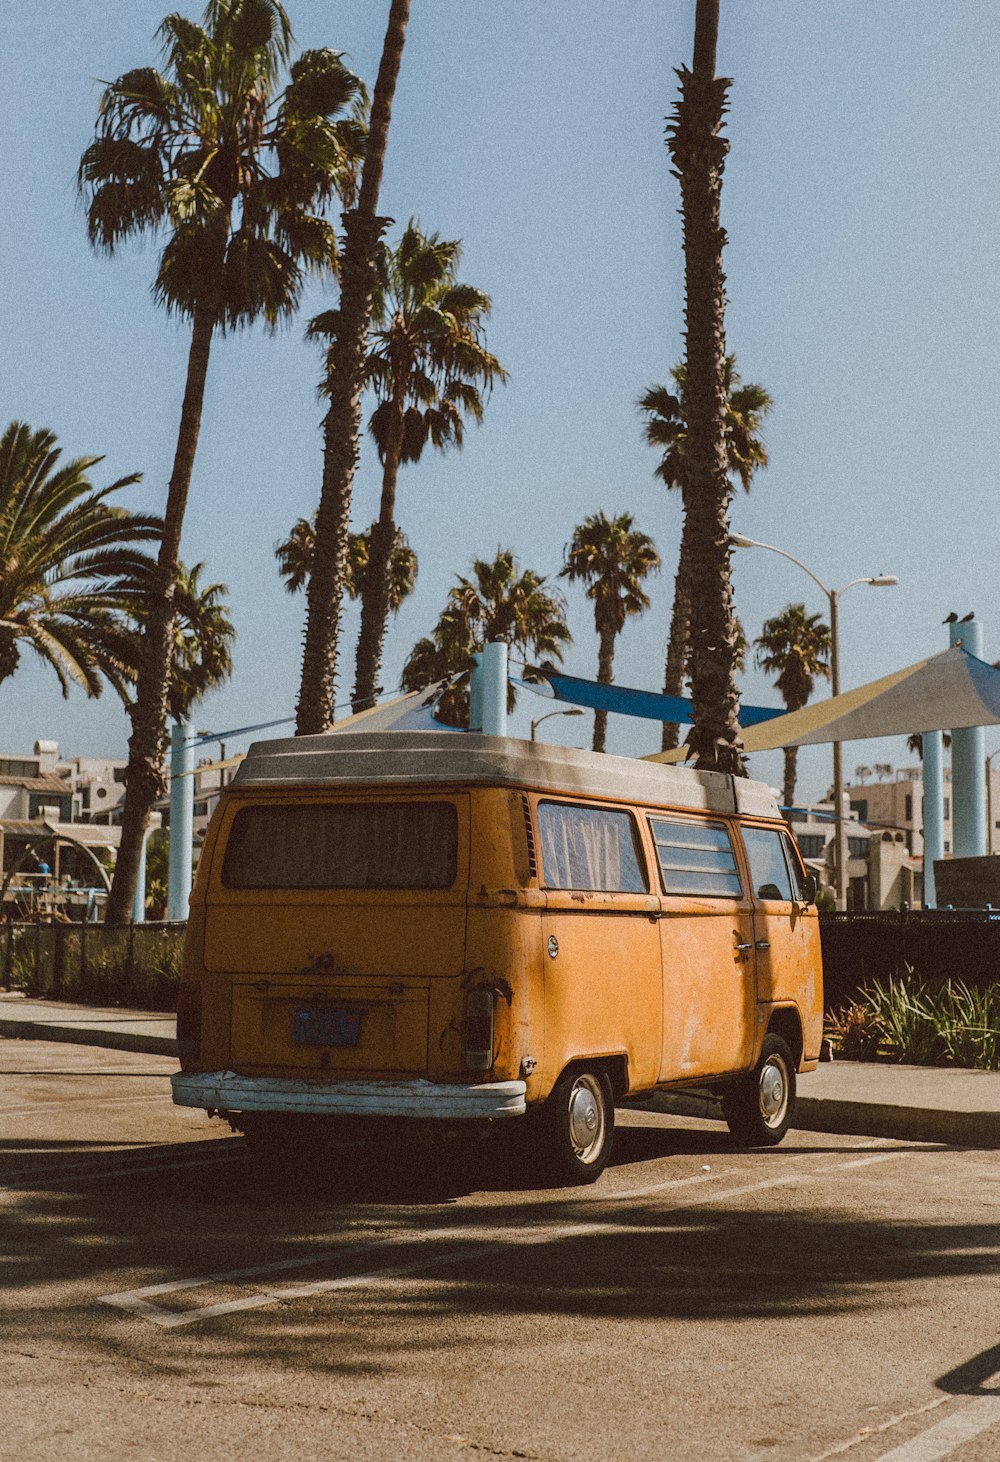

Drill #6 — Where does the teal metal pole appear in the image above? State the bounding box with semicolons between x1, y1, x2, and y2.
469;653;484;733
132;829;147;923
167;722;194;921
922;730;944;908
479;642;508;737
949;618;987;858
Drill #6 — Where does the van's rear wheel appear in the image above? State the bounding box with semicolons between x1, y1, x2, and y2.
722;1034;795;1147
536;1068;615;1184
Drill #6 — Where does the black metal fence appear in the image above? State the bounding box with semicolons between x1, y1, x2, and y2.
820;908;1000;1010
1;920;186;1011
4;911;998;1017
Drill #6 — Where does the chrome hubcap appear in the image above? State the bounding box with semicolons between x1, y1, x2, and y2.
567;1074;606;1163
759;1057;788;1128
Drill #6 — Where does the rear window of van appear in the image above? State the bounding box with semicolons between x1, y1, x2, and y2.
221;801;458;890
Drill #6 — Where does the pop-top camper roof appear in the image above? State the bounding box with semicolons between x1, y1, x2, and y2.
232;732;780;819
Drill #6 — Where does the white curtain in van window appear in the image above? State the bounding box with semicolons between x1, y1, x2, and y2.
538;804;644;892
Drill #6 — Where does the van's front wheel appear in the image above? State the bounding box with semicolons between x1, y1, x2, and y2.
722;1034;795;1147
535;1068;615;1184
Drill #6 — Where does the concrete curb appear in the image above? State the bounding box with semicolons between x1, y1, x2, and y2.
4;1004;998;1148
0;1017;177;1059
644;1091;1000;1149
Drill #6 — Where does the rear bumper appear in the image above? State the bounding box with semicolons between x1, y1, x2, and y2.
170;1071;527;1120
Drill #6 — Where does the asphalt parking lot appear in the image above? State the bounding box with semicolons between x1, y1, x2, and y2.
3;1037;999;1461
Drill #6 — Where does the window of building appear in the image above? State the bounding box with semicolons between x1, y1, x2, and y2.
538;803;647;893
944;841;951;854
649;817;742;898
848;837;869;858
905;794;913;823
193;801;208;817
222;801;458;890
850;799;868;822
0;758;39;779
944;799;950;821
796;834;826;859
27;793;72;821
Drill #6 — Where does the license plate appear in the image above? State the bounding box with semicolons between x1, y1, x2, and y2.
293;1007;363;1047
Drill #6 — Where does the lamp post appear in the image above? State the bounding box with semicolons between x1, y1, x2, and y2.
730;533;898;910
531;707;584;742
986;747;1000;854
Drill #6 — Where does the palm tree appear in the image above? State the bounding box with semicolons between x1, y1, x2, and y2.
308;220;505;714
560;512;660;753
90;561;236;720
667;0;743;773
296;0;412;736
0;421;159;697
640;358;771;751
276;516;417;612
79;0;365;922
754;603;832;809
906;732;950;760
402;549;571;728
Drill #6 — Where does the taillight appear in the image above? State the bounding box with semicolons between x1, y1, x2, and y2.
176;982;202;1065
464;988;494;1071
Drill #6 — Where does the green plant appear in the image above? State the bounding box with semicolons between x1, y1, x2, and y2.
863;972;945;1065
828;967;1000;1070
825;1000;883;1061
937;980;1000;1069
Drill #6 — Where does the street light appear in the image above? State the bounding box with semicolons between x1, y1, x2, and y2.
530;707;584;742
729;533;899;910
985;748;1000;854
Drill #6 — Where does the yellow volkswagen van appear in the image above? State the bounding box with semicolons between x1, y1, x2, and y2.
171;731;823;1182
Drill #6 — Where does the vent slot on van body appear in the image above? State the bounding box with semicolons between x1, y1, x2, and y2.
521;794;538;880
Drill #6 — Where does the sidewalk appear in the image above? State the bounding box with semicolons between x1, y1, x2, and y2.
0;993;176;1057
2;991;998;1147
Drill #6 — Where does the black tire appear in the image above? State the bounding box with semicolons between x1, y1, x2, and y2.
534;1068;615;1184
722;1034;796;1148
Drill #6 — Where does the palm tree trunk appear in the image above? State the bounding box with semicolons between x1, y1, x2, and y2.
782;745;798;812
660;518;693;752
593;623;617;754
668;0;745;776
295;0;411;736
352;398;405;713
104;304;215;925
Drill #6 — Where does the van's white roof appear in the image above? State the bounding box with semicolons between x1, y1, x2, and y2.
232;731;781;819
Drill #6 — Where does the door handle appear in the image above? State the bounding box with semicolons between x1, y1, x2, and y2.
734;942;753;952
755;940;771;951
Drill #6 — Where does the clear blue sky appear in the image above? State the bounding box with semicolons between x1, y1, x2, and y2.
3;1;999;801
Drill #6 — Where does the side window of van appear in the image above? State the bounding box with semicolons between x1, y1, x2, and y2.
780;830;811;899
537;802;648;893
742;826;795;902
649;818;743;898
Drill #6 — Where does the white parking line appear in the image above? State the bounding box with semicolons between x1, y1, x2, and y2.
0;1146;245;1195
99;1149;908;1329
873;1377;1000;1461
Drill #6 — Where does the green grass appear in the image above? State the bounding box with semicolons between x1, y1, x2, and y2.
827;967;1000;1070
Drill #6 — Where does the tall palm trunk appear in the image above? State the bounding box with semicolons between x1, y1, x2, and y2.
104;303;216;924
352;390;405;712
593;622;617;754
669;0;745;776
660;514;693;751
782;745;798;812
296;0;411;735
